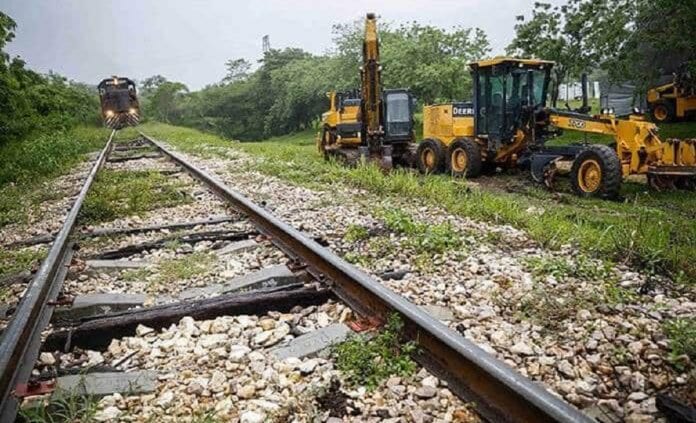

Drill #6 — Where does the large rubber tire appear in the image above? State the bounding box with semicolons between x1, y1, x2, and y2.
318;127;327;154
570;144;622;199
416;139;447;174
447;138;482;178
650;100;675;123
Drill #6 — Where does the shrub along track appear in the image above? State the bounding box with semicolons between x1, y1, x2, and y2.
0;129;592;422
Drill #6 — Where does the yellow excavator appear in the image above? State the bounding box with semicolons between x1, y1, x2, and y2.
318;90;361;148
416;57;696;198
317;13;416;168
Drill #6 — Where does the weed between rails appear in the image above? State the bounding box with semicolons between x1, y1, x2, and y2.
148;252;216;292
19;388;99;423
80;169;191;224
334;314;418;390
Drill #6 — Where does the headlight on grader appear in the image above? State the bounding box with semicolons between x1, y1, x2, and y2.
105;110;114;117
129;108;136;114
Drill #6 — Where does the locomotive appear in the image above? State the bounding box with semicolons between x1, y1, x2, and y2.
98;76;140;129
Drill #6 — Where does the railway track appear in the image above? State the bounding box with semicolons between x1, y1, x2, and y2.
0;130;592;422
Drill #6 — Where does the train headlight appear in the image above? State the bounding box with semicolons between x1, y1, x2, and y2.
105;110;114;117
129;108;136;115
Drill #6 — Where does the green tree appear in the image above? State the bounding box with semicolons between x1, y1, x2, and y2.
222;58;251;83
140;18;491;141
510;0;695;96
331;19;490;103
148;81;188;123
507;1;593;106
598;0;695;89
0;11;97;145
140;74;168;97
382;23;489;103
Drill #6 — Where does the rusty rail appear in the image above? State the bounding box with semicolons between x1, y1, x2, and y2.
142;132;592;423
0;130;115;421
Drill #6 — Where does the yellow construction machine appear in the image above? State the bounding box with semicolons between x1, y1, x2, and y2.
647;66;696;122
317;13;416;168
318;90;361;149
415;57;696;198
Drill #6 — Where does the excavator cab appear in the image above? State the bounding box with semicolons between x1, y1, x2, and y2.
383;89;415;143
471;58;552;147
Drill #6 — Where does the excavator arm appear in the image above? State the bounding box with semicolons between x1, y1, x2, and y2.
361;13;382;140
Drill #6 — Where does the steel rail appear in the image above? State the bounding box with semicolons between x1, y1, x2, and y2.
0;130;115;422
142;132;592;423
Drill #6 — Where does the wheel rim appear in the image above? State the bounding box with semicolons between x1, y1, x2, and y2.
577;159;602;193
421;148;436;170
451;148;468;173
654;105;668;121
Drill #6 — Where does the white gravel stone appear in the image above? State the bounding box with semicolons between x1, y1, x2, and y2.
229;345;251;362
39;352;56;366
94;406;121;421
510;341;534;356
240;411;265;423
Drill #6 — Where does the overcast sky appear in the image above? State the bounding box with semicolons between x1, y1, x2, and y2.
3;0;558;90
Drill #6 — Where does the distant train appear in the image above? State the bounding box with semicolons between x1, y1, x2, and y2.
98;76;140;129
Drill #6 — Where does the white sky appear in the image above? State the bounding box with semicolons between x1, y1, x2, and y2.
3;0;561;90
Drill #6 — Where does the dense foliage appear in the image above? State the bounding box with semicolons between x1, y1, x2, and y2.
140;20;490;141
509;0;696;98
0;12;99;147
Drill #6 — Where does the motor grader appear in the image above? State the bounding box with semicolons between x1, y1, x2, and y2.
317;13;416;169
415;57;696;198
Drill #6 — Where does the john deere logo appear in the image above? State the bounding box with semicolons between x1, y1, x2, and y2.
452;106;474;117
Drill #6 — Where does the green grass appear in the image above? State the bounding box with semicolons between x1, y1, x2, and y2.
663;318;696;370
0;125;111;228
344;224;370;242
150;251;216;291
139;122;696;282
19;388;99;423
523;254;613;281
333;314;417;390
379;207;461;255
0;247;46;279
507;253;635;330
80;169;191;224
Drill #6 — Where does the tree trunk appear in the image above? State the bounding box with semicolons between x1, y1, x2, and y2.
551;69;566;108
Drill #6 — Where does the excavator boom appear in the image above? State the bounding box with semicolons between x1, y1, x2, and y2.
362;13;382;138
317;13;415;169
